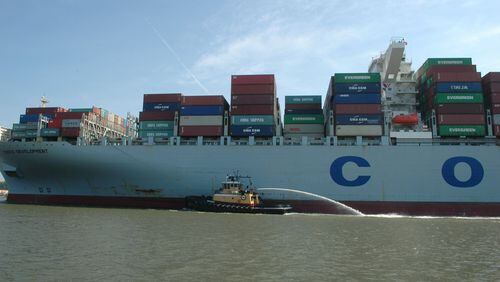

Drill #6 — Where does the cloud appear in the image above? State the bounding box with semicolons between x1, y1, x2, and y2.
192;2;378;91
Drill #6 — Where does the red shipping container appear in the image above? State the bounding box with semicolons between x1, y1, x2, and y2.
143;93;182;103
231;84;275;95
231;105;275;115
179;126;223;137
492;104;500;115
482;72;500;84
231;94;275;105
61;128;80;137
435;104;484;114
231;74;275;85
56;112;85;119
487;93;500;104
48;119;63;128
431;72;481;83
139;111;176;121
437;114;485;125
425;65;477;78
483;82;500;93
26;107;66;115
334;104;381;115
285;104;322;110
181;95;227;106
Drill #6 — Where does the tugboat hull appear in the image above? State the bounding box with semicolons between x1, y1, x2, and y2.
185;196;291;215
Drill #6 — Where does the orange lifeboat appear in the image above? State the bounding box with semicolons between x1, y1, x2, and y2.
392;113;418;125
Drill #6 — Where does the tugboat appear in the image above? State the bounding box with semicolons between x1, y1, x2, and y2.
185;173;292;215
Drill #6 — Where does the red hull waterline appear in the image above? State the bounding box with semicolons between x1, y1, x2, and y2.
6;194;500;217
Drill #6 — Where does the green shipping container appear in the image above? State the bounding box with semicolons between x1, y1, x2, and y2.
11;131;26;138
419;73;427;85
25;130;38;138
284;114;324;124
420;58;472;75
12;123;28;131
439;125;485;136
434;93;483;104
40;128;60;137
138;130;174;138
139;121;175;130
334;73;381;83
69;108;93;113
231;115;275;126
285;95;322;105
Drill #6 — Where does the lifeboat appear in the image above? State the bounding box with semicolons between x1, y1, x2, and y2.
392;113;418;125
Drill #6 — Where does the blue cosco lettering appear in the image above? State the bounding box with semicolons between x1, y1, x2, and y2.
442;157;484;188
330;156;371;186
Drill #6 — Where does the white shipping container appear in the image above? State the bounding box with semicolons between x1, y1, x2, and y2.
494;114;500;125
283;124;324;134
335;125;382;136
180;116;223;126
62;119;81;128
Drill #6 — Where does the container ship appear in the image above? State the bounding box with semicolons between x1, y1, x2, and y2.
1;38;500;217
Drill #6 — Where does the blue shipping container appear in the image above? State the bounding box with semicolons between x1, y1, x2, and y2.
333;93;381;104
335;114;383;125
19;114;53;124
143;102;180;112
285;109;324;115
435;82;482;93
180;105;224;116
230;125;275;136
334;83;381;94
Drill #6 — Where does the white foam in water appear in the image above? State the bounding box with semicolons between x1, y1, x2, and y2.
257;187;364;216
366;214;500;221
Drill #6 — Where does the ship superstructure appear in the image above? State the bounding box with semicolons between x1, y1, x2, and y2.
369;38;432;142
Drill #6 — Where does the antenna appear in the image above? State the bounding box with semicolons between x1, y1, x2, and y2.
40;96;49;108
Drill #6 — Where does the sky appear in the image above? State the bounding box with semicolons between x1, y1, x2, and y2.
1;0;500;127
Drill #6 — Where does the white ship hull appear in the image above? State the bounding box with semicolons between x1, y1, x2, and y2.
1;141;500;216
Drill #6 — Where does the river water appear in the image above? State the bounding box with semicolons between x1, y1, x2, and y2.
0;199;499;281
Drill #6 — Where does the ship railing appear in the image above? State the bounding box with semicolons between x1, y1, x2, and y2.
283;139;302;146
152;138;171;145
254;139;274;146
203;138;222;146
282;137;326;146
231;139;249;146
431;138;498;146
227;136;275;146
393;137;498;146
26;135;499;147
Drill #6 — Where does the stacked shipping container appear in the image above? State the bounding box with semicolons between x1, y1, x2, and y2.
58;110;86;138
324;73;383;136
230;75;277;137
179;95;228;137
416;58;486;137
11;106;128;140
482;72;500;136
139;94;181;139
11;107;65;139
283;96;324;138
58;107;128;138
